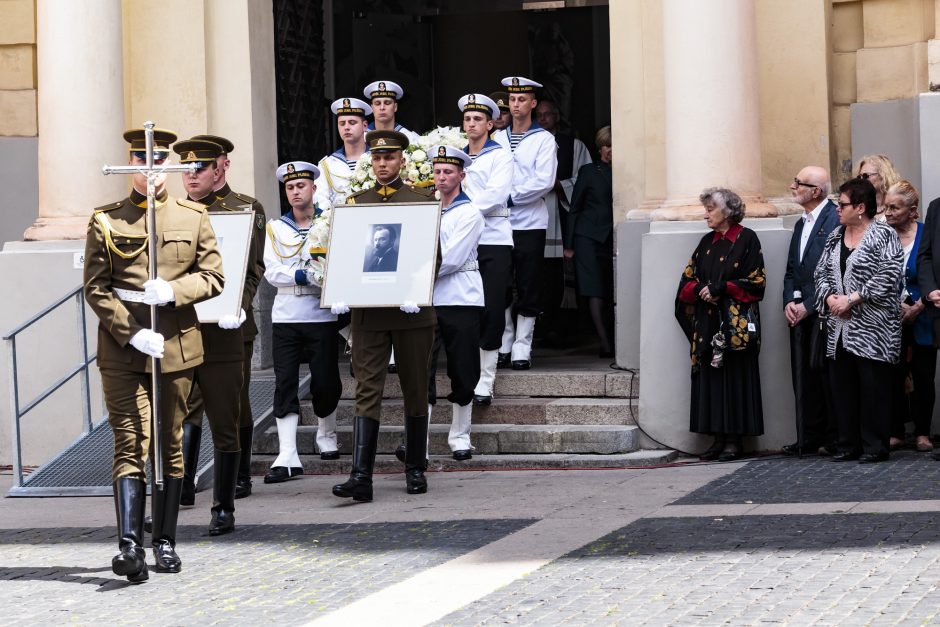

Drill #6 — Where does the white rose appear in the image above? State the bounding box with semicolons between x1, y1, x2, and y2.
408;167;421;181
419;162;431;175
411;150;427;163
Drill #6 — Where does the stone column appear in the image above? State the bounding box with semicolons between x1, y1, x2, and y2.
26;0;125;241
628;0;775;220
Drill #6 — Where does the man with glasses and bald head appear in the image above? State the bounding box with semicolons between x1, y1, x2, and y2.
782;166;840;457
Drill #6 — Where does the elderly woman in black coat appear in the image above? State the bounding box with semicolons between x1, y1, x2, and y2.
675;188;766;461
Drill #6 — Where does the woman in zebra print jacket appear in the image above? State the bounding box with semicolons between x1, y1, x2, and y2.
814;177;903;463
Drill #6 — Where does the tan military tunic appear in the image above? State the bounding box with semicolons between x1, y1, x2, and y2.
346;179;438;419
84;189;224;480
182;184;267;445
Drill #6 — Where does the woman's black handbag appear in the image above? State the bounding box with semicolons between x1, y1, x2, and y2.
808;315;828;370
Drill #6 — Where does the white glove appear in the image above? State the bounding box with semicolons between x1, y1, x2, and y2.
143;278;175;306
400;301;420;314
330;302;350;315
218;309;247;330
129;329;165;358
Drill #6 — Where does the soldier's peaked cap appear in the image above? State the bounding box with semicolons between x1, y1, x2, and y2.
123;128;177;151
366;130;410;153
192;134;234;153
489;91;510;112
173;139;224;164
276;161;320;183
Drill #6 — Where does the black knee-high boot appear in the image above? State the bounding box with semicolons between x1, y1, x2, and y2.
151;477;184;573
209;450;239;536
112;477;149;583
235;425;254;499
180;423;202;507
405;415;429;494
332;416;379;502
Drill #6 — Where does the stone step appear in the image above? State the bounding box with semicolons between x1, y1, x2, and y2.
256;424;640;456
249;449;679;475
336;366;638;400
299;397;638;426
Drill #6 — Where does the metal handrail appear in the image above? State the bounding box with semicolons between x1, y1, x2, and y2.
4;285;97;488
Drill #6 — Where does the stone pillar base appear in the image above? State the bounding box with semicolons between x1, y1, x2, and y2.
24;216;90;241
627;194;780;222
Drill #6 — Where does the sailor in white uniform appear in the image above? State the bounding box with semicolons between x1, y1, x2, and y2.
263;161;342;483
457;93;514;405
314;97;372;209
493;76;558;370
427;145;485;460
363;80;420;145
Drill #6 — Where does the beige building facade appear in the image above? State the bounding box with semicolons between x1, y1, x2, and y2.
1;0;939;464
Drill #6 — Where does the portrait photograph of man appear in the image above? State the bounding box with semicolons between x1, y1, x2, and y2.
363;223;401;272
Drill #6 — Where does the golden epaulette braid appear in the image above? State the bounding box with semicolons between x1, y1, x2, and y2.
94;212;148;260
177;198;206;212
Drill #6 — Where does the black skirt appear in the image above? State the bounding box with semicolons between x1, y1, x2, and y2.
689;348;764;436
573;234;613;299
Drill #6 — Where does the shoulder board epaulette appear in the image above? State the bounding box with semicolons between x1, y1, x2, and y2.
233;191;257;204
346;188;369;204
177;198;206;212
411;186;435;198
94;201;123;213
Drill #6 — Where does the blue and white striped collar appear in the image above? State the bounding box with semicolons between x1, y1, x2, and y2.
464;138;502;158
280;207;321;230
442;191;472;214
331;146;369;161
366;122;404;132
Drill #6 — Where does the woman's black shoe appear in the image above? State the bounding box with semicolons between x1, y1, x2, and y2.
858;452;889;464
699;437;725;461
718;449;742;462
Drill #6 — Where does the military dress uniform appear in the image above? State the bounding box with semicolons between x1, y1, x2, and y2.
494;76;559;370
315;97;373;209
332;130;437;503
457;94;515;405
264;161;343;484
167;138;265;536
84;128;224;582
425;147;485;460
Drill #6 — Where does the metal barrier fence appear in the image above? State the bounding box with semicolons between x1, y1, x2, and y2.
4;285;97;489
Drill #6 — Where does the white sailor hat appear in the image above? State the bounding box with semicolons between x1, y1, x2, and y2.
501;76;542;94
276;161;320;183
431;145;471;169
363;80;404;101
330;97;372;118
457;93;500;119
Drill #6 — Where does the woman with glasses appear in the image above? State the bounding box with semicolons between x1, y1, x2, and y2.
884;181;935;453
814;177;904;463
675;188;766;462
856;154;901;220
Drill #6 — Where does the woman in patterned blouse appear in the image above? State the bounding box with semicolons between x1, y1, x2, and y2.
814;177;904;463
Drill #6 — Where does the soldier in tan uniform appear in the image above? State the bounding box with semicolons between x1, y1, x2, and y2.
173;135;266;512
166;137;264;536
84;128;224;582
331;130;437;503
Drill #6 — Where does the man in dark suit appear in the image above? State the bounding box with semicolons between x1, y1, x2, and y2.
363;225;399;272
782;166;841;456
916;193;940;462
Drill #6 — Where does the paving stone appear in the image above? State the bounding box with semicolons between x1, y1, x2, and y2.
433;513;940;626
0;519;534;625
674;452;940;505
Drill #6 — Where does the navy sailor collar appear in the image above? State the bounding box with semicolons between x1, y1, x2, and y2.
504;120;546;144
279;207;321;230
464;138;502;158
442;191;472;214
331;146;369;161
366;122;405;132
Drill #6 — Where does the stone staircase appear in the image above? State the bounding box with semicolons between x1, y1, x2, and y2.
250;354;677;474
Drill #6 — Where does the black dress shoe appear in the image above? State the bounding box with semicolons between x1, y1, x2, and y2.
387;363;398;374
496;352;511;369
780;442;800;456
858;452;889;464
718;449;742;462
263;466;303;484
395;443;406;464
511;359;530;370
320;450;340;461
473;394;492;406
452;450;472;461
818;444;837;457
405;469;428;494
153;540;182;573
831;451;861;462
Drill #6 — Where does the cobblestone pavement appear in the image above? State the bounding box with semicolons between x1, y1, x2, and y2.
675;451;940;504
0;520;532;625
434;512;940;626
